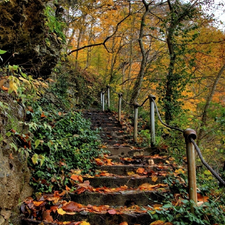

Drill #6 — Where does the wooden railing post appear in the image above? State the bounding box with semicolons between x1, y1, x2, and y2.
149;95;156;147
100;89;103;105
118;93;122;121
183;129;197;213
133;103;139;143
102;91;105;111
107;85;110;109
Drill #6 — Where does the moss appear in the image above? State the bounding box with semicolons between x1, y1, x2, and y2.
0;0;63;78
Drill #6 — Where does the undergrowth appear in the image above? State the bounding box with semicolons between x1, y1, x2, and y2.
27;105;103;193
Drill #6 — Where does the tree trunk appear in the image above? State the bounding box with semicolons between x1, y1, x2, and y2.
198;63;225;142
130;2;149;104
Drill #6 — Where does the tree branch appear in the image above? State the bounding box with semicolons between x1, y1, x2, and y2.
67;13;131;55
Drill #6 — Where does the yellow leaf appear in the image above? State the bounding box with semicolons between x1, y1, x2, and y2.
9;80;18;95
152;175;158;182
175;169;185;174
127;171;135;176
57;208;66;215
80;222;91;225
31;154;39;165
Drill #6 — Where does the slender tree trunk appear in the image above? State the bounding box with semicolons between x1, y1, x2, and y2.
165;29;176;124
75;28;82;69
198;63;225;142
127;16;135;95
130;2;149;104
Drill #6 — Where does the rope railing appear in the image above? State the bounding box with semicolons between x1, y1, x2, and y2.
99;84;225;213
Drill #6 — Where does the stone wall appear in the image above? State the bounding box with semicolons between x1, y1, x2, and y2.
0;94;33;225
0;0;62;78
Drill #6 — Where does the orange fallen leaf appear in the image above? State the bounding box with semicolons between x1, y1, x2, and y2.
9;153;14;159
76;187;87;194
152;175;158;182
66;185;71;191
1;85;8;91
105;158;113;165
95;158;104;166
138;183;157;191
71;174;83;183
136;167;146;174
41;112;47;118
33;201;45;207
62;201;84;212
197;193;209;202
153;204;163;210
27;106;33;112
150;221;165;225
119;222;128;225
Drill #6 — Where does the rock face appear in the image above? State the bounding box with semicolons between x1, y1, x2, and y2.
0;93;33;225
0;0;62;78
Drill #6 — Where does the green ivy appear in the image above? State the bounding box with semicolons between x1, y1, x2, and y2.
27;105;103;193
44;5;66;43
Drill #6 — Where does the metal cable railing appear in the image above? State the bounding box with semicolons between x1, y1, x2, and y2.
100;84;225;213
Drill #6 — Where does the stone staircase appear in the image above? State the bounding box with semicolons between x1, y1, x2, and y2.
22;110;174;225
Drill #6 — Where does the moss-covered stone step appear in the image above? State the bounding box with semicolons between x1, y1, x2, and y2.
22;210;154;225
84;175;166;188
98;164;170;175
69;189;168;206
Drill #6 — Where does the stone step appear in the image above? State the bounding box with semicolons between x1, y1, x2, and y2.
69;189;168;206
105;146;163;157
83;176;165;188
101;140;133;146
107;155;166;165
98;164;170;175
106;146;131;156
22;208;155;225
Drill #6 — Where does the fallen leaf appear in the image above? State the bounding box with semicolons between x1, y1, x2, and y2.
136;167;146;174
175;169;185;174
66;185;71;191
57;208;67;215
41;112;47;118
9;153;14;159
138;183;157;191
62;201;84;212
151;175;158;182
119;222;128;225
150;221;165;225
197;193;209;202
80;222;91;225
42;210;53;222
1;85;8;91
153;204;163;210
71;174;83;183
127;171;135;176
95;158;104;166
108;209;117;215
33;201;45;207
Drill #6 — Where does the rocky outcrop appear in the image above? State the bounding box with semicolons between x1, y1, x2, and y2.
0;93;33;225
0;0;63;78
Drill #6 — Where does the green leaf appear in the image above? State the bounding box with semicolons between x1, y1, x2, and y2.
32;153;39;165
0;50;7;54
39;155;45;166
34;139;41;149
10;143;18;151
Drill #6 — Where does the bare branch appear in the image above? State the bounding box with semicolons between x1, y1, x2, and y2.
67;13;131;55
